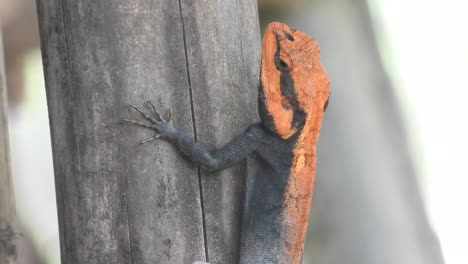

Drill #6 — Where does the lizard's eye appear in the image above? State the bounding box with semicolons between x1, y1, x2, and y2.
274;52;290;71
278;59;288;69
282;97;293;110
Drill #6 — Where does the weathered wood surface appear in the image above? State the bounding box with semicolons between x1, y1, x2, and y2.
179;1;261;263
0;29;17;264
36;0;260;263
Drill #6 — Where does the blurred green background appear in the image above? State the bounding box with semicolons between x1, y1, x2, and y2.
1;0;467;263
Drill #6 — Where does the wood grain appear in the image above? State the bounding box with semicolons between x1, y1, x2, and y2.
179;1;261;263
36;0;260;263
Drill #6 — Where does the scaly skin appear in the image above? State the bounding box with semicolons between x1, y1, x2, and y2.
124;22;330;264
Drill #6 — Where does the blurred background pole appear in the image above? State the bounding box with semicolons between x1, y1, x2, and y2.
259;0;444;263
36;0;259;263
0;29;17;264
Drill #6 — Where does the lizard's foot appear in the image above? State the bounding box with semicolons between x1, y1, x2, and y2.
123;102;174;144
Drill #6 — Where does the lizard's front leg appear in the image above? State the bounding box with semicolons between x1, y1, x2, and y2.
123;102;264;172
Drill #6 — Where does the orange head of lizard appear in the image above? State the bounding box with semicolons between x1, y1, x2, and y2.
259;22;330;139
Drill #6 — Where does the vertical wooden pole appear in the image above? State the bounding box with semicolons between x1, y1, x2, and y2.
36;0;260;263
0;29;17;264
179;1;261;263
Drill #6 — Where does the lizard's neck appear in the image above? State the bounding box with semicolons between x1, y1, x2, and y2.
280;108;324;264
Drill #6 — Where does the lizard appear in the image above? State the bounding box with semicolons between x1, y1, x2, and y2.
124;22;330;264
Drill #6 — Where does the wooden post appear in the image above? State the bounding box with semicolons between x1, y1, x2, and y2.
0;29;17;264
36;1;260;263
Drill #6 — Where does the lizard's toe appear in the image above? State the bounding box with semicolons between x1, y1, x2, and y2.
122;118;153;129
140;134;160;144
146;101;167;122
128;103;158;124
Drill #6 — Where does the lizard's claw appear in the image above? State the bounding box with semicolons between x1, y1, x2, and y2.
124;102;174;143
128;104;158;123
140;135;160;144
123;118;161;143
122;119;154;129
145;101;172;123
146;101;165;122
